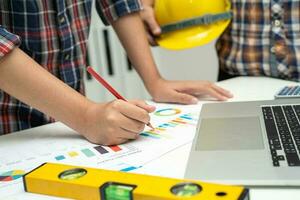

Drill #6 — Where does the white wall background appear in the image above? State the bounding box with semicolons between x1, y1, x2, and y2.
152;42;218;82
84;4;219;102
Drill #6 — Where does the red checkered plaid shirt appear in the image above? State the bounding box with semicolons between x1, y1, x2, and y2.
0;0;142;134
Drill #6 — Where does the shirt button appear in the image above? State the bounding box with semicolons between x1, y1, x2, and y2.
59;16;65;24
270;46;276;53
272;4;282;14
273;20;282;27
278;65;285;72
64;54;70;60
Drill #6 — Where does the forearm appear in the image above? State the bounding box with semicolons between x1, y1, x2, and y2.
111;13;162;90
0;48;91;132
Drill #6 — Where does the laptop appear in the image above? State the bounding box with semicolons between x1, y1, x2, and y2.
185;98;300;186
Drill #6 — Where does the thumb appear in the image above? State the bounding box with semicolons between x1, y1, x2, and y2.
171;92;198;105
130;100;156;113
144;12;161;35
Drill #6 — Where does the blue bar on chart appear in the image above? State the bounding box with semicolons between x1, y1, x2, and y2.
94;146;109;154
179;115;193;120
158;123;176;128
55;155;65;161
120;166;141;172
140;132;160;139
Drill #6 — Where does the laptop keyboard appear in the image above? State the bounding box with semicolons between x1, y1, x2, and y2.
262;105;300;167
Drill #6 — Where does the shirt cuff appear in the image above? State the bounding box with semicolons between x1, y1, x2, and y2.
97;0;143;25
0;27;21;59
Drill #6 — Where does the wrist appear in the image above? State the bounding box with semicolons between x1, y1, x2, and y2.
72;99;97;135
133;64;163;94
144;76;165;96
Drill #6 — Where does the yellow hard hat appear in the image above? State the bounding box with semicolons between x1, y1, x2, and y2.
154;0;232;50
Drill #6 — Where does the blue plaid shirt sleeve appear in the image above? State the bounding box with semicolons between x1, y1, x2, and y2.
0;26;21;59
95;0;143;25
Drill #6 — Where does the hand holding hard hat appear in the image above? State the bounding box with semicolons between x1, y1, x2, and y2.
141;0;232;50
138;0;234;104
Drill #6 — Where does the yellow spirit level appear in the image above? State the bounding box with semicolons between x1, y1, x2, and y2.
23;163;249;200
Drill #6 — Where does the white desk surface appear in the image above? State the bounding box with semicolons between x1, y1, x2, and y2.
2;76;300;200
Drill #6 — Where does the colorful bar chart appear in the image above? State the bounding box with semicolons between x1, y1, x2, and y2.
52;144;125;163
141;111;198;140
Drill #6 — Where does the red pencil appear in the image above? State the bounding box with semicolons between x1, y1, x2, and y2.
87;66;154;130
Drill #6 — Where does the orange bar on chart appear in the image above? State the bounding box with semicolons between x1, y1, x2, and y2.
109;145;122;152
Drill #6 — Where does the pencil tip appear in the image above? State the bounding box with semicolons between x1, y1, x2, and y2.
148;123;155;130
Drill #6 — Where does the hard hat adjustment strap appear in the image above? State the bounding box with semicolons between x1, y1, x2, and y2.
161;11;232;34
